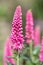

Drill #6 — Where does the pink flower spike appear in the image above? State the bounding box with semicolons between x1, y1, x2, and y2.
10;5;24;50
3;38;15;65
34;26;40;46
25;9;34;44
39;36;43;62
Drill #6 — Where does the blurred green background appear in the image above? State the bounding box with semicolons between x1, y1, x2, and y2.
0;0;43;65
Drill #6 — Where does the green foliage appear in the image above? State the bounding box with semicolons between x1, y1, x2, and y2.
26;60;32;65
19;42;41;65
33;45;40;55
6;41;41;65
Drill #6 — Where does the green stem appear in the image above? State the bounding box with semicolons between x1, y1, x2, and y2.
29;40;34;61
30;41;32;58
17;50;19;65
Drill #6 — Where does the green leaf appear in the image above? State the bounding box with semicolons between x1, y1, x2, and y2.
6;56;13;58
20;54;30;61
32;58;39;64
22;56;30;60
26;60;33;65
6;61;12;65
33;45;40;55
6;60;13;65
22;47;29;55
6;56;16;59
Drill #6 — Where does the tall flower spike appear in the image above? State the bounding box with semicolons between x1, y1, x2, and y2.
39;36;43;62
34;26;40;46
10;5;24;50
3;38;15;65
25;9;34;44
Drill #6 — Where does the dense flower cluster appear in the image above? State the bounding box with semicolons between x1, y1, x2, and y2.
10;6;24;50
25;10;34;44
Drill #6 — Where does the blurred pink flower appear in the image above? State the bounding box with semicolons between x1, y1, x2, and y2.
34;26;40;46
3;38;15;65
39;36;43;62
10;5;24;50
25;10;34;44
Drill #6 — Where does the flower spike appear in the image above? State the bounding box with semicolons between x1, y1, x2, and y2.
10;5;24;50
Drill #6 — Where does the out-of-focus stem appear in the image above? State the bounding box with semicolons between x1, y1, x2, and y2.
29;40;34;61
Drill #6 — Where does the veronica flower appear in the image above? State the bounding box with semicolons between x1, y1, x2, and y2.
25;9;34;44
10;5;24;50
39;36;43;62
34;26;40;46
3;38;15;65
